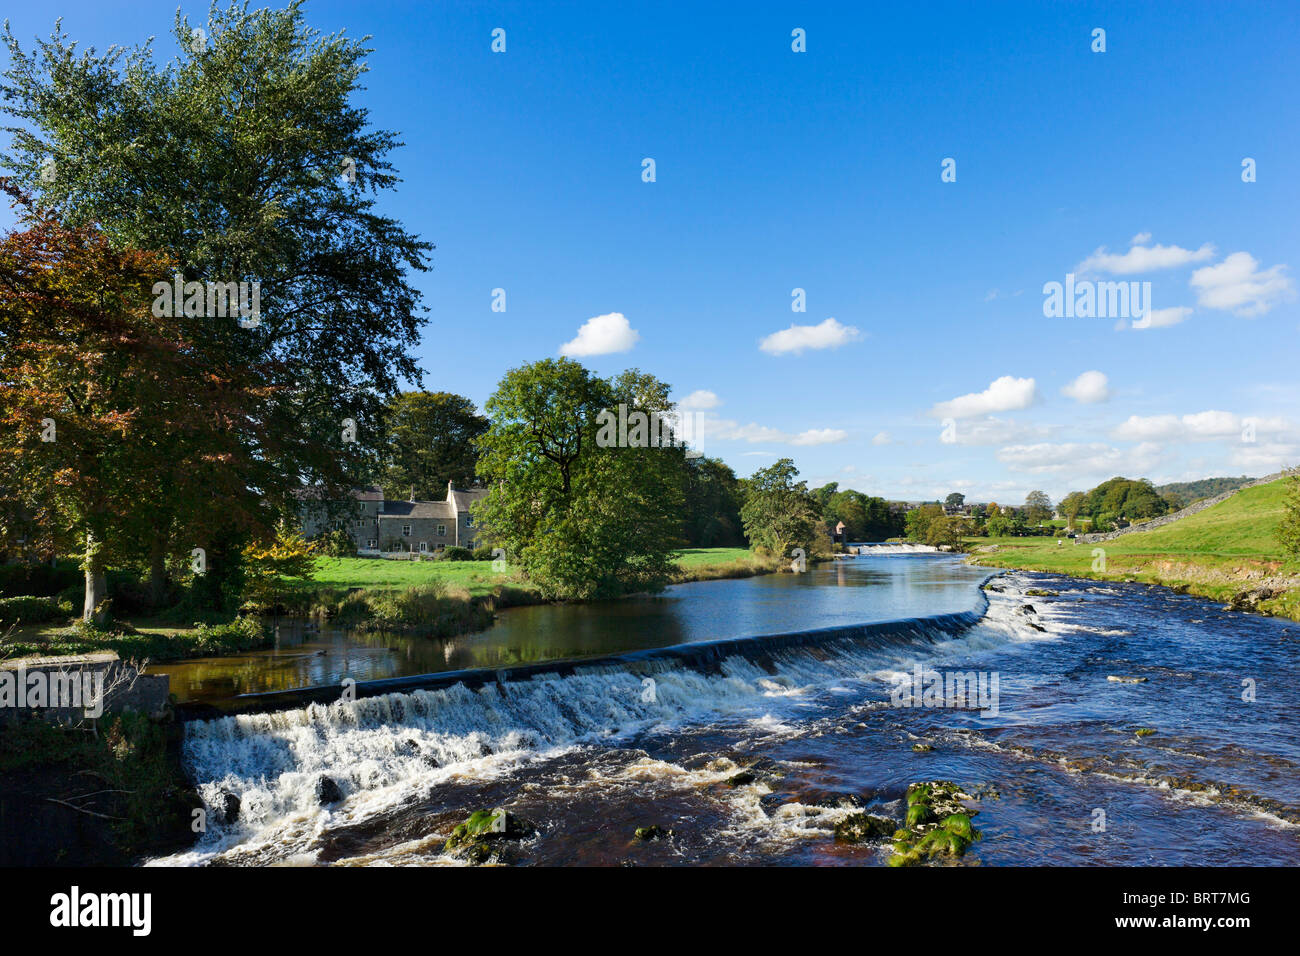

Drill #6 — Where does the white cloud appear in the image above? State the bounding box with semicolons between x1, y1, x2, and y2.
1190;252;1294;317
997;441;1165;476
1228;442;1300;473
1112;410;1291;442
1131;306;1193;329
1061;370;1110;404
931;376;1038;419
759;317;862;355
790;428;848;446
942;416;1055;447
1078;238;1215;275
559;312;640;356
871;431;893;446
678;389;721;411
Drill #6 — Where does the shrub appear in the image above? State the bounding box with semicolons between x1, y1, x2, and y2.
0;562;81;598
0;594;68;625
442;546;474;562
315;529;358;558
471;546;495;561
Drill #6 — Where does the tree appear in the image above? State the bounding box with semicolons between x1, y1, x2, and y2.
739;459;822;561
1277;474;1300;560
473;360;683;599
1024;490;1053;525
925;515;965;551
987;502;1001;518
1060;491;1087;528
380;391;487;500
682;457;745;547
905;503;943;541
2;3;429;604
985;516;1011;538
0;185;271;621
241;522;319;612
945;492;966;510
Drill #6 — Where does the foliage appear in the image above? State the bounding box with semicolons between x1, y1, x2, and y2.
474;359;684;600
1023;490;1053;525
682;457;746;547
924;516;965;551
241;523;319;610
379;391;487;500
904;503;943;541
1082;477;1170;522
1;2;431;610
0;594;70;625
1278;474;1300;560
740;458;823;560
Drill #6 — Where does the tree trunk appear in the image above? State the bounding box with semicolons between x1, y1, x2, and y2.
83;530;108;625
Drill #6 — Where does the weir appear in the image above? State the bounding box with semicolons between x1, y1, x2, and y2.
176;581;996;722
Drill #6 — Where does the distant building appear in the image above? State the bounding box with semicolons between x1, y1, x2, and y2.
298;481;487;554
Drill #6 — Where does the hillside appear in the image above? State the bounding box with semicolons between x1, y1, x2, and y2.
1156;475;1256;507
970;477;1299;619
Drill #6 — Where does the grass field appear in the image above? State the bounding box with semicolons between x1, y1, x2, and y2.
969;477;1300;619
302;546;769;596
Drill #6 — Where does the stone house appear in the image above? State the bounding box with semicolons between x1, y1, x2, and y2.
298;482;487;555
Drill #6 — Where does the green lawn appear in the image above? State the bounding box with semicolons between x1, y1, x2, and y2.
302;546;766;595
969;478;1300;618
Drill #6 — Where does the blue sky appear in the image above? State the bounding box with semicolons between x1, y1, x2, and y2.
5;1;1299;504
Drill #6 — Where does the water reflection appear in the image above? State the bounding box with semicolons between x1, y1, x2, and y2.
158;555;990;705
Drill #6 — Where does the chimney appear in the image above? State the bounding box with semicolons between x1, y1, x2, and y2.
409;485;415;502
448;479;454;501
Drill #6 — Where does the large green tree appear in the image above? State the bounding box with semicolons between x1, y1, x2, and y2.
739;458;823;561
380;391;487;500
1;2;427;601
473;359;684;600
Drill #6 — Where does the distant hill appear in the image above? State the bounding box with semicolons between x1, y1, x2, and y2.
1156;476;1255;508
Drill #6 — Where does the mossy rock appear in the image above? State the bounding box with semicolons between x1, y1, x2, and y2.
940;813;974;840
634;825;671;841
887;849;922;867
833;813;896;844
1135;728;1156;737
911;743;934;753
1024;588;1059;597
905;803;934;827
916;827;968;858
445;807;535;861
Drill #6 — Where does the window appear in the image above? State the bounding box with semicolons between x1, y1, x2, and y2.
366;539;377;549
437;524;447;536
402;525;411;536
436;543;446;552
464;515;474;528
419;541;428;552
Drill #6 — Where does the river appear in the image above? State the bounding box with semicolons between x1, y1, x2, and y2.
151;551;1300;866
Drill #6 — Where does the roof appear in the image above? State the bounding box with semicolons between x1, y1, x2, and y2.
294;485;384;502
378;500;454;519
448;487;488;512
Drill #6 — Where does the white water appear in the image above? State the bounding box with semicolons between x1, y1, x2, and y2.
847;543;940;555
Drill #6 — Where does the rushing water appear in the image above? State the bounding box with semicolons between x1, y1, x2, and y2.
152;554;1300;866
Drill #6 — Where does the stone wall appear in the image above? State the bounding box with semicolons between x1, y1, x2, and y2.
0;652;169;725
1079;470;1294;544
